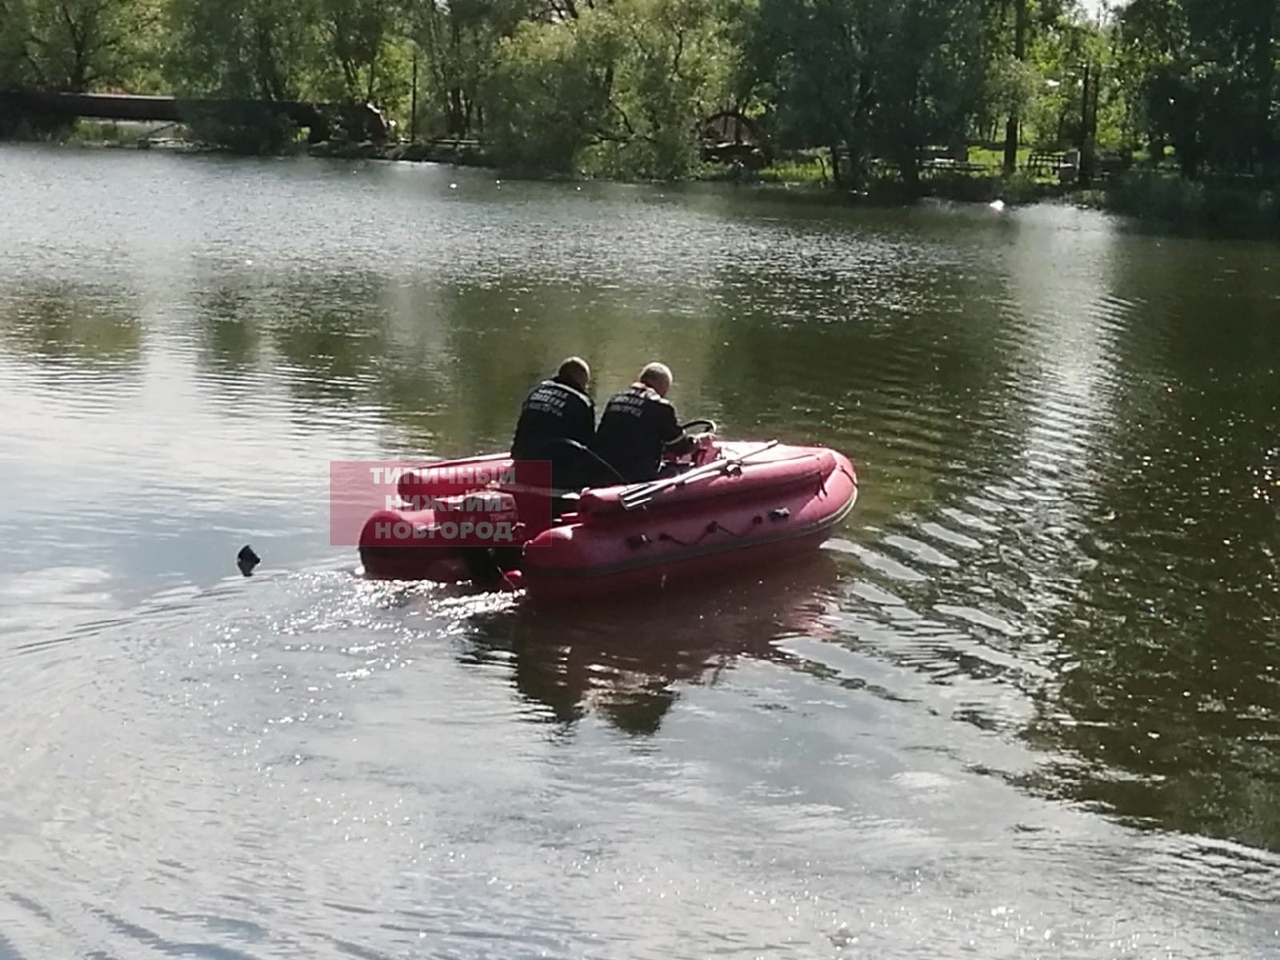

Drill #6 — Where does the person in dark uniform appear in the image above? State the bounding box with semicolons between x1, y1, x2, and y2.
510;356;596;491
590;362;696;484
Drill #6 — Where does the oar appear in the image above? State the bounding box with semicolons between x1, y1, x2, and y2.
617;439;781;510
619;440;780;501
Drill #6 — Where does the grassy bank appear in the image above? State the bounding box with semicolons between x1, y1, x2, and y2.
705;150;1070;206
704;150;1280;238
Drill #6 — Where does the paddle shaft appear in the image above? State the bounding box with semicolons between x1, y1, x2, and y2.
617;439;781;509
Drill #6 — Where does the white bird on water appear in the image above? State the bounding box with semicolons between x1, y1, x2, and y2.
989;198;1006;212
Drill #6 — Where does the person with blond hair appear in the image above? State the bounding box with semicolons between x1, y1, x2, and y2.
590;361;695;483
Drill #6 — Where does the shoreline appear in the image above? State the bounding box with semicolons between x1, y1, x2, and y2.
8;133;1278;240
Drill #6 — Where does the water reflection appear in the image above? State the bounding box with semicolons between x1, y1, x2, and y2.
959;223;1280;846
462;555;841;736
1014;286;1280;846
1;144;1279;911
182;266;727;457
0;281;142;372
199;310;262;374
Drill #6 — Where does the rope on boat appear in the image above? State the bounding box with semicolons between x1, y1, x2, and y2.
657;517;764;547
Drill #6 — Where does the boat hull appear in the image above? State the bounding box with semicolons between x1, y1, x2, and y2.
356;441;858;600
519;445;857;602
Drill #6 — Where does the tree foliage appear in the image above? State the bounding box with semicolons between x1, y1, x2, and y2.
0;0;1274;184
1;0;160;91
164;0;322;100
483;12;618;171
485;0;732;177
1116;0;1277;178
407;0;533;137
741;0;998;185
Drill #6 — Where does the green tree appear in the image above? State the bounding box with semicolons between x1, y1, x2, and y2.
406;0;532;138
318;0;401;102
164;0;322;100
999;0;1029;172
0;0;34;88
870;0;994;186
1117;0;1277;179
485;0;732;178
483;11;618;170
739;0;880;185
1018;8;1106;148
741;0;995;188
586;0;735;178
2;0;159;91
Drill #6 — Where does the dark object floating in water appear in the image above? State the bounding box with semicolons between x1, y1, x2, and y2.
237;545;260;577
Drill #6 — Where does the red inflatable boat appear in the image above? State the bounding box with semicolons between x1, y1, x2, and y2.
356;434;858;602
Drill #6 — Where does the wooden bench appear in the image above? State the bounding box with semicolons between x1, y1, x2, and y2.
1026;150;1068;177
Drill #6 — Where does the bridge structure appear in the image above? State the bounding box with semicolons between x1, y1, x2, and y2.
0;90;389;143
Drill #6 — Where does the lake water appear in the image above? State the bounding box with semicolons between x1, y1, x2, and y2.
0;142;1277;959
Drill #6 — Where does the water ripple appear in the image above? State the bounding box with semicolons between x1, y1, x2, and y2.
0;146;1278;959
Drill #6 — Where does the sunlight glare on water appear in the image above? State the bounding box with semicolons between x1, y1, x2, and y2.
0;144;1278;958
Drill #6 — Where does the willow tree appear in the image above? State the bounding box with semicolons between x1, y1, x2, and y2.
586;0;736;178
484;0;734;178
483;8;619;170
0;0;32;88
